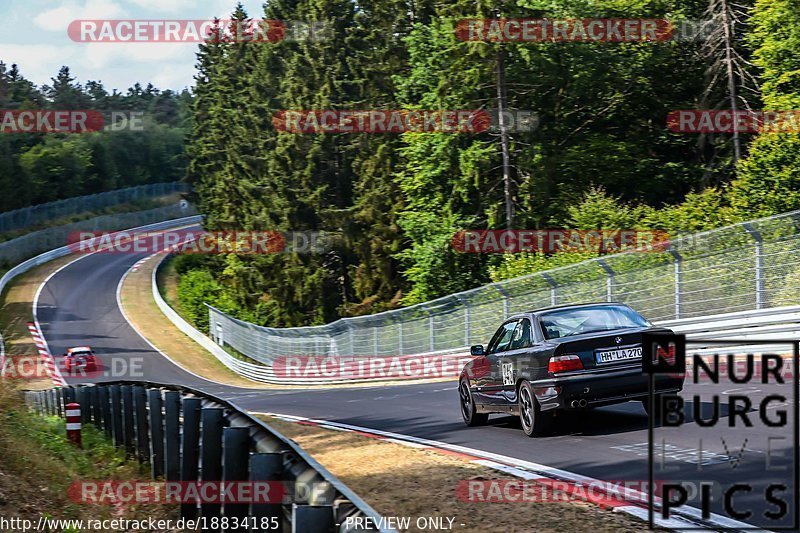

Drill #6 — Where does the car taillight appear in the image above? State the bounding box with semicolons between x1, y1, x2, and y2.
548;354;583;374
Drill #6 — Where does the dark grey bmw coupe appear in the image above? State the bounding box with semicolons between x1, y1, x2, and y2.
458;302;685;437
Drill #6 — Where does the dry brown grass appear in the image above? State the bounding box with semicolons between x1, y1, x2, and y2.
260;415;651;533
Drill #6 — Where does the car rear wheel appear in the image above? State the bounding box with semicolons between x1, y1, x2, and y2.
460;380;488;427
519;381;554;438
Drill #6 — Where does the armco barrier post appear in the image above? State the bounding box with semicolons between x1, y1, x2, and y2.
292;505;334;533
64;387;75;411
133;386;149;463
43;390;51;416
75;387;87;424
164;391;181;481
110;385;124;448
200;408;224;521
90;386;101;427
250;453;284;531
86;386;97;425
122;385;135;456
180;398;202;519
49;389;59;417
65;402;82;448
223;427;250;521
148;389;164;478
99;386;112;438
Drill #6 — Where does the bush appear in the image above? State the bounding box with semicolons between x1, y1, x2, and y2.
172;253;210;275
176;269;224;331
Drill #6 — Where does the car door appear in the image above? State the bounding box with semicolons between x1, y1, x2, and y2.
498;318;534;405
480;319;519;405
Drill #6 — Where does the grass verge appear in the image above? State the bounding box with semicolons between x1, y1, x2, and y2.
120;254;264;388
0;382;178;526
258;415;652;533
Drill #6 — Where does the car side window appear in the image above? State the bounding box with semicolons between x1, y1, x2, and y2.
509;318;533;350
488;320;518;354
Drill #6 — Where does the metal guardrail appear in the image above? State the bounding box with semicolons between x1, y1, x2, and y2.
207;209;800;366
24;382;392;533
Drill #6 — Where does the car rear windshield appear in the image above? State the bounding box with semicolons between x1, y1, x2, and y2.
539;305;650;340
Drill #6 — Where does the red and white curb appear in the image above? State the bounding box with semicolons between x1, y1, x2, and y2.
255;412;767;532
130;256;151;272
26;321;66;387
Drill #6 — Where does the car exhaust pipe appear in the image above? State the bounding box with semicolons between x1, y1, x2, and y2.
578;399;587;408
570;400;579;408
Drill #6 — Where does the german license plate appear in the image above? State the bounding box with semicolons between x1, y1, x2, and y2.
595;346;642;364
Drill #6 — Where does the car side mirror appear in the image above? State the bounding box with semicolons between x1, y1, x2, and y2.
470;345;485;356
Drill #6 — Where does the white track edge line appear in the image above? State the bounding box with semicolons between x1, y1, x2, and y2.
253;411;771;533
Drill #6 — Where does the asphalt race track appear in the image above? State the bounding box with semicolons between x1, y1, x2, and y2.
36;249;797;530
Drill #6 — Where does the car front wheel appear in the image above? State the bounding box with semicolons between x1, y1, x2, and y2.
460;380;488;427
519;380;554;437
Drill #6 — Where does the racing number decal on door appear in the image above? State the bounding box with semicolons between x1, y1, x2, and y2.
501;362;514;386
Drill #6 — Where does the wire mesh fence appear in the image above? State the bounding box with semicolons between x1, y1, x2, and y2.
0;201;197;267
0;182;189;235
207;210;800;364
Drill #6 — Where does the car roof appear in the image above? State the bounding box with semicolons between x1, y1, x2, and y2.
68;346;92;353
506;302;633;321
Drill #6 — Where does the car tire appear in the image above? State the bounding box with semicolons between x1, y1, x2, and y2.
459;380;488;427
519;380;554;438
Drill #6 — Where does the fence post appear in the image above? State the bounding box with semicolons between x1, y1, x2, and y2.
133;386;149;463
494;284;511;318
122;385;135;456
596;259;614;302
743;223;764;309
455;295;470;346
110;385;124;448
397;318;404;356
201;408;224;520
223;427;250;520
148;389;164;478
180;398;202;519
164;391;181;481
428;310;435;352
541;273;558;307
250;453;283;531
668;249;682;319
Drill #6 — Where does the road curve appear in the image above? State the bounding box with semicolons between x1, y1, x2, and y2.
35;248;796;529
